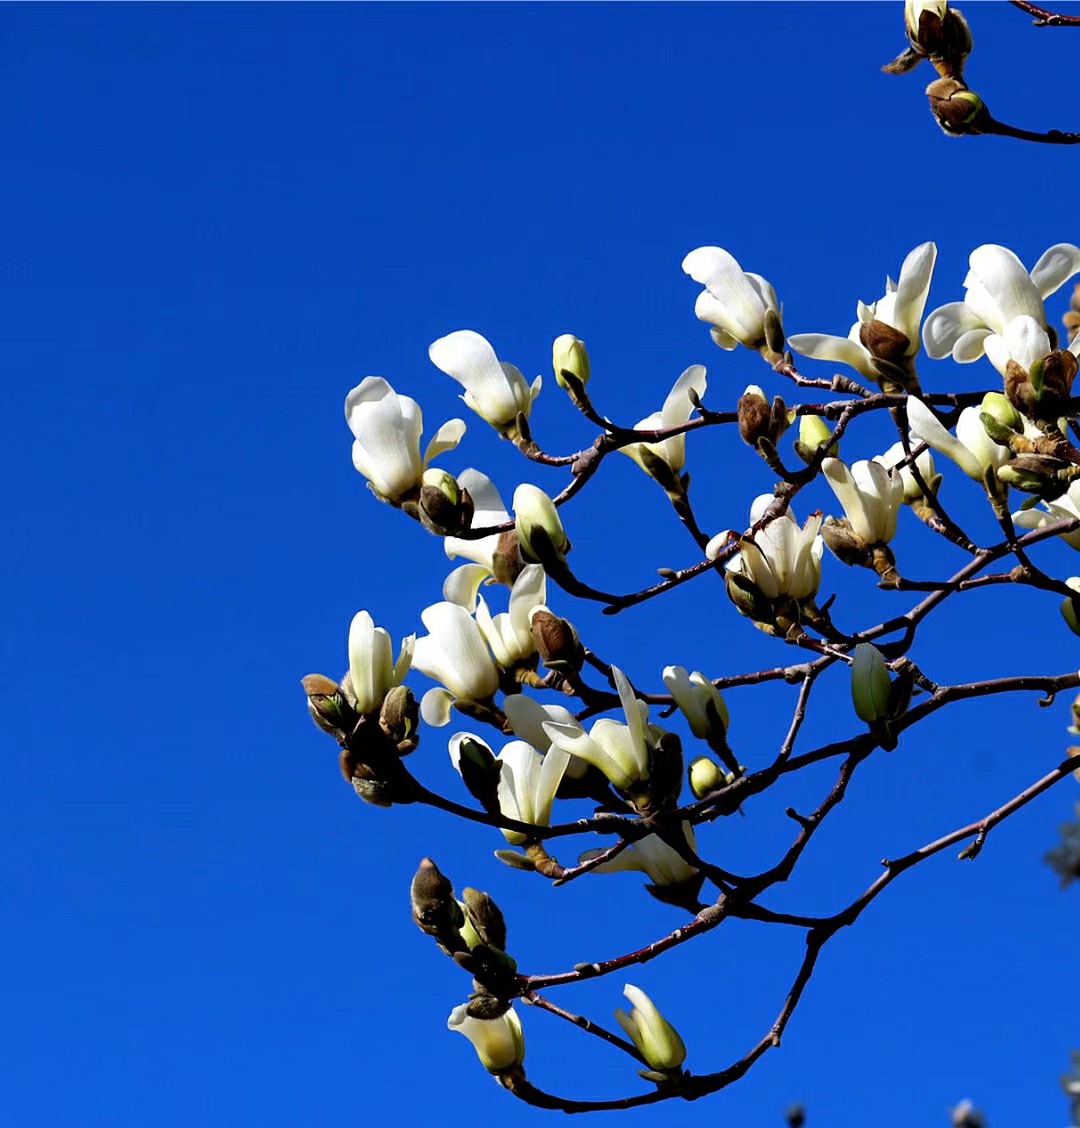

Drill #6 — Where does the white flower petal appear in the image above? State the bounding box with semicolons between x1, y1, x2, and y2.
922;302;984;359
1030;243;1080;299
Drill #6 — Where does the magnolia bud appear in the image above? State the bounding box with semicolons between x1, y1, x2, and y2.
461;887;508;951
450;734;502;813
982;391;1022;433
859;318;910;366
411;857;464;940
688;755;724;799
490;529;527;586
737;385;771;446
821;517;873;566
529;607;582;672
302;673;355;737
851;643;891;724
513;484;571;565
646;730;684;811
552;334;590;391
795;414;837;464
379;684;419;753
419;468;473;535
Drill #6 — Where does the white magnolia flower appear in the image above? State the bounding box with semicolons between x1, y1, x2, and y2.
578;822;698;886
443;469;511;570
447;1004;525;1074
614;985;687;1072
619;365;708;478
662;666;728;741
503;694;589;779
682;246;780;350
789;242;937;379
413;602;500;726
347;610;414;716
922;242;1080;364
344;377;465;502
542;666;651;791
717;494;823;601
475;564;547;669
874;441;936;503
906;397;1009;483
1013;480;1080;549
822;457;905;545
429;330;541;433
494;738;571;844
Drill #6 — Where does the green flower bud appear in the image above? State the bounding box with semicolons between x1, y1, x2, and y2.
552;334;590;391
981;392;1022;433
688;755;724;800
851;643;891;724
795;414;837;463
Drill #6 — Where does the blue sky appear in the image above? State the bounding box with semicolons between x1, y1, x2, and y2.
4;2;1080;1125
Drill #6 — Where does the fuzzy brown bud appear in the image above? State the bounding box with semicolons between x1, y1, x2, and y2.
410;858;464;939
379;684;419;754
302;673;355;737
529;608;582;673
461;887;508;952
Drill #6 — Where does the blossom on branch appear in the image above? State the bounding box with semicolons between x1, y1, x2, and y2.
619;365;708;484
822;457;904;546
413;602;501;726
447;1003;526;1074
429;329;541;437
346;610;414;716
614;984;687;1072
789;242;936;391
906;396;1010;483
345;377;465;502
922;242;1080;365
682;246;782;352
1013;481;1080;550
717;494;823;601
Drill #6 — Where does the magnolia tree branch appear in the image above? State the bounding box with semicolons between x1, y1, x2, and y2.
307;8;1080;1109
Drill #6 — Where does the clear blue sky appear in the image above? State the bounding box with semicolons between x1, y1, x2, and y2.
4;3;1079;1125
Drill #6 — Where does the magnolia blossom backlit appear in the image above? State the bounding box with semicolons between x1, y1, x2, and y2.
542;666;651;791
413;602;500;725
619;365;708;479
614;984;686;1072
715;494;823;601
662;666;728;741
1013;481;1080;549
578;823;698;887
822;457;905;545
429;330;541;434
347;610;414;716
447;1004;525;1074
789;242;936;381
922;242;1080;365
682;246;780;350
345;377;465;502
906;397;1010;483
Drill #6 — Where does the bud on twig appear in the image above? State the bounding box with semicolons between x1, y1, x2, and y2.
529;607;583;674
301;673;356;738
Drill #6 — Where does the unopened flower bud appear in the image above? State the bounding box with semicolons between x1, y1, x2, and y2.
513;484;571;565
461;887;508;951
419;468;474;536
926;78;983;134
378;684;419;753
851;643;892;724
737;385;771;446
301;673;355;737
490;528;527;586
449;734;502;813
662;666;729;741
821;517;872;566
410;857;460;933
552;334;590;391
529;607;582;672
795;414;837;464
981;391;1022;433
688;755;724;799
